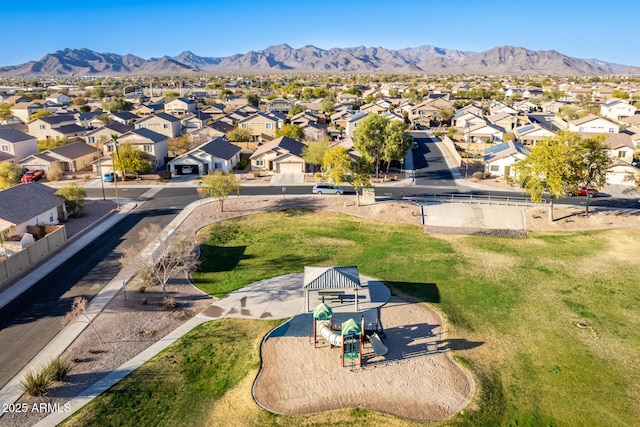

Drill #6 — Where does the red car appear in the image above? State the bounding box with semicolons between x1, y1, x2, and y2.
21;169;45;183
570;187;599;197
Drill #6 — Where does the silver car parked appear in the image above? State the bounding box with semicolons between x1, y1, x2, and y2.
312;183;344;195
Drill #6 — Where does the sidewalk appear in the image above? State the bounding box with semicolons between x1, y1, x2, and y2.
0;187;165;416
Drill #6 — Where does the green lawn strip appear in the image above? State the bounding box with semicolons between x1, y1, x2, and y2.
62;319;283;427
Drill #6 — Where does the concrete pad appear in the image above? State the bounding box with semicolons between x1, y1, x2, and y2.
269;173;305;185
423;204;526;230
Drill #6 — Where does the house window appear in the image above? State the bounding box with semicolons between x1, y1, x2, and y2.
255;160;264;166
214;162;223;170
265;123;272;130
143;144;152;152
609;128;616;133
88;136;95;144
40;125;45;129
241;123;247;129
490;165;500;172
0;145;8;152
618;151;626;158
163;124;169;129
107;145;113;152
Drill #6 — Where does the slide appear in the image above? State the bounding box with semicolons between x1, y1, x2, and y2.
317;320;342;346
369;332;388;356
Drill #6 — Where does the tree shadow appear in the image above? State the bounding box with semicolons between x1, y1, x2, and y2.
384;281;440;303
197;245;248;272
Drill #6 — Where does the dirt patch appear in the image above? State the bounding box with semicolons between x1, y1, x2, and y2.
525;205;640;232
253;298;473;420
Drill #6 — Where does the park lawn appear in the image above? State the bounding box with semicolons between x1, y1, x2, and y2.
68;210;640;426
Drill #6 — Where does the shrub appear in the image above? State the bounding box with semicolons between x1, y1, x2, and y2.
238;158;249;170
46;167;64;181
162;297;177;310
484;171;492;179
252;171;260;178
472;171;484;180
157;170;171;181
47;356;72;382
139;267;158;287
314;172;324;181
20;367;51;396
434;131;442;137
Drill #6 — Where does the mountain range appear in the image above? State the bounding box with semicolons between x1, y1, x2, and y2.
1;44;639;77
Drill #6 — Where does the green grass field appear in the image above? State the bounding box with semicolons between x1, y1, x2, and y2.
65;209;640;426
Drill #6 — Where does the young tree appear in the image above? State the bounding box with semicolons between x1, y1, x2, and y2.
288;104;305;116
348;157;373;206
514;131;579;222
227;127;252;142
323;147;351;185
61;296;102;344
276;123;305;141
353;114;387;178
570;134;612;215
121;223;199;298
168;135;190;156
55;183;87;218
29;109;52;120
102;97;129;113
0;163;24;189
200;171;239;212
0;103;12;121
302;139;331;173
382;121;413;174
112;142;153;178
246;93;260;107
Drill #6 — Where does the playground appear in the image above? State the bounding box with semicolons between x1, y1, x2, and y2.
252;267;473;420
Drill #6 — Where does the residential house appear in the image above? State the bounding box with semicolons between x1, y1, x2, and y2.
465;122;505;143
10;102;44;123
487;113;519;132
408;101;439;124
164;97;198;117
0;128;37;164
133;103;164;117
181;112;212;133
237;112;280;142
186;120;235;149
452;111;485;129
603;133;635;163
568;114;619;134
36;141;97;172
513;123;554;145
337;93;361;103
76;109;104;128
344;112;369;138
290;111;320;127
235;104;260;115
267;98;292;114
45;93;72;105
300;122;328;140
620;114;640;128
27;114;86;141
84;122;134;147
201;103;227;119
249;136;306;173
606;159;639;185
19;152;62;172
483;141;530;178
134;112;181;138
219;111;249;126
106;128;168;170
168;137;242;175
527;113;568;132
110;111;140;125
600;99;636;122
360;103;387;115
0;183;67;235
513;100;538;113
489;101;518;116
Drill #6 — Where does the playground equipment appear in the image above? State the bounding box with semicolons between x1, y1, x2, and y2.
313;303;389;368
368;332;388;356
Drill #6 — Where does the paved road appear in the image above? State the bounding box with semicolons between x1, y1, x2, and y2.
0;188;198;389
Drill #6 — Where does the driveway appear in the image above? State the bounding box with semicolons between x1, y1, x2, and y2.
270;173;305;185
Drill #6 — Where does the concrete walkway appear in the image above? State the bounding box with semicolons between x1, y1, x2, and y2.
35;271;390;426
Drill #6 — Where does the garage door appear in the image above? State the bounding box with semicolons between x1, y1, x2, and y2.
278;162;302;173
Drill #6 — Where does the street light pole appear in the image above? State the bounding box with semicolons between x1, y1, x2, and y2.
96;140;105;200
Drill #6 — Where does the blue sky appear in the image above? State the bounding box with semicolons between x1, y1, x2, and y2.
4;0;640;67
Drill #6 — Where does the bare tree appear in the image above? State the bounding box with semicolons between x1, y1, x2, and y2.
121;223;199;298
62;296;102;344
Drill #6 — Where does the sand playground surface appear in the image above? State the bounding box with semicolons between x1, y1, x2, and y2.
253;297;473;420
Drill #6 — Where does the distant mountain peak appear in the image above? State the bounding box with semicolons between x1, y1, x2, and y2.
1;44;638;76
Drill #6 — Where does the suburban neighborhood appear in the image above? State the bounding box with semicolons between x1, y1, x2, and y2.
1;52;640;426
